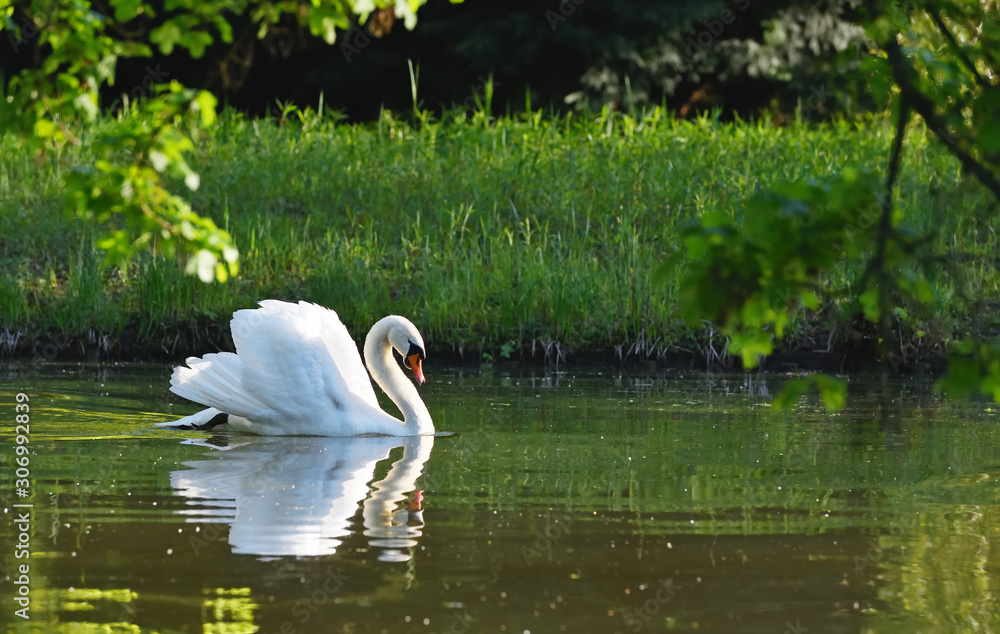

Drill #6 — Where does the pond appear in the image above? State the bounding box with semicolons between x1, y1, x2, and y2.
1;362;999;633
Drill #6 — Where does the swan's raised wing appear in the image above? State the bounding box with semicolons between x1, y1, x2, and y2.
232;301;381;413
297;301;381;409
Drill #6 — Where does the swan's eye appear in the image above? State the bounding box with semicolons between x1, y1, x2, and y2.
404;341;426;384
404;341;425;368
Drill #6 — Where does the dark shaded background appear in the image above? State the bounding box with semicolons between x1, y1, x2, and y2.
2;0;873;121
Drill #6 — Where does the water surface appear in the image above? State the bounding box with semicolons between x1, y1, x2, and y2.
1;363;998;633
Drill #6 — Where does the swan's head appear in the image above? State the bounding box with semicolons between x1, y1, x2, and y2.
386;316;427;385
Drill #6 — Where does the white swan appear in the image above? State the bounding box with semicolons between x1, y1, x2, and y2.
159;300;434;436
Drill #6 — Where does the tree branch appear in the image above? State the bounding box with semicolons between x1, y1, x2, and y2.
883;37;1000;202
925;4;989;90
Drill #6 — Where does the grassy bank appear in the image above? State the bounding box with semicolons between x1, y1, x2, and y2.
1;107;996;366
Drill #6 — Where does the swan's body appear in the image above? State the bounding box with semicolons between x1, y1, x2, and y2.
160;300;433;436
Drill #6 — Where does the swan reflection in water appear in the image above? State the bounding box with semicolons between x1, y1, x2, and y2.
168;434;434;559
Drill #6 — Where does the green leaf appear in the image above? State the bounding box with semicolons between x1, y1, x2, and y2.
148;150;168;172
396;0;420;29
652;249;683;286
34;118;57;138
151;21;182;54
800;289;820;311
978;119;1000;154
952;338;975;356
682;232;709;261
213;15;233;43
180;30;213;58
814;374;846;412
729;331;773;369
936;357;980;400
700;210;731;228
319;16;339;45
980;365;1000;402
215;261;229;283
915;278;934;303
773;378;813;410
193;90;218;127
96;55;119;84
73;93;100;121
111;0;147;22
859;287;881;321
186;249;218;283
308;7;349;45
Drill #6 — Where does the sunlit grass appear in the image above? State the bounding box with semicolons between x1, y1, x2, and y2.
1;106;996;362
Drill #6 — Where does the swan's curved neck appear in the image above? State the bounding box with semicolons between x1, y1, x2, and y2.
364;318;433;435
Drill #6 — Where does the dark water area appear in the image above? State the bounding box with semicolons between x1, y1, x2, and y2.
1;363;998;633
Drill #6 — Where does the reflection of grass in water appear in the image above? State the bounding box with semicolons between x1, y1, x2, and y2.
425;373;1000;531
3;108;997;361
29;586;259;633
30;400;176;438
0;364;184;439
871;505;1000;633
2;397;175;440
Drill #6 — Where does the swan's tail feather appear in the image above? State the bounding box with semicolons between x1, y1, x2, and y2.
156;407;230;430
170;352;270;421
179;354;244;403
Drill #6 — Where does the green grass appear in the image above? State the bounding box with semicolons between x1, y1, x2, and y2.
1;106;997;364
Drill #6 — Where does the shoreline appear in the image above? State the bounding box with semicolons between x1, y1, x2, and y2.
1;324;944;376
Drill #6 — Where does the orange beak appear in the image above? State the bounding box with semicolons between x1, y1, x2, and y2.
407;354;425;384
